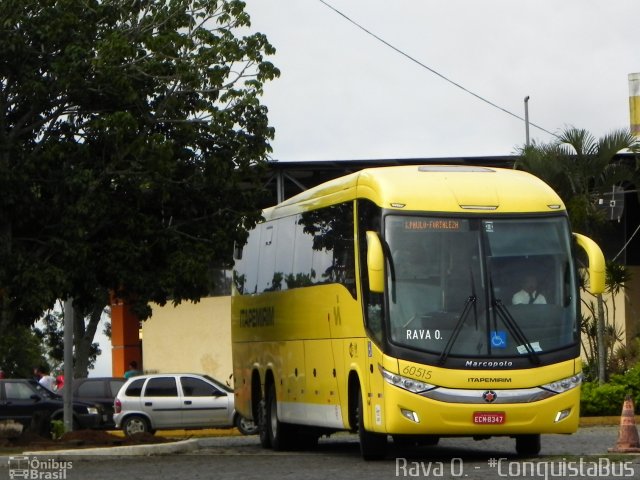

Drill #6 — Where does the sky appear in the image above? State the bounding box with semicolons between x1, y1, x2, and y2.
34;311;112;378
90;1;639;376
242;0;640;161
91;322;112;377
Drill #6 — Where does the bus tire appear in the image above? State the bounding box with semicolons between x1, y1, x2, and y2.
515;434;541;456
265;383;293;450
357;387;387;460
258;397;271;448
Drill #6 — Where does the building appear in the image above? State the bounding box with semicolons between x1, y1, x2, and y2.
134;156;640;380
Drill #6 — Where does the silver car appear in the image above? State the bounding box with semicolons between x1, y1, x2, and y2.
113;373;256;436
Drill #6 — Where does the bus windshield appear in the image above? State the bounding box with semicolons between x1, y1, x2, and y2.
385;215;578;359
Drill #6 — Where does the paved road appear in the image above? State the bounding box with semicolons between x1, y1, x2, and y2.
192;424;624;456
2;426;639;480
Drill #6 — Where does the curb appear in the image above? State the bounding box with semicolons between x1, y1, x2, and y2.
19;438;200;457
580;416;640;427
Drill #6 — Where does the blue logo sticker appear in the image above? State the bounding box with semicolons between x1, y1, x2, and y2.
490;331;507;349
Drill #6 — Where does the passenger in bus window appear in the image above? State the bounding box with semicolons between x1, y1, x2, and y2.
512;275;546;305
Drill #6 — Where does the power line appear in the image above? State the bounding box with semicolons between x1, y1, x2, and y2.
613;222;640;262
316;0;557;138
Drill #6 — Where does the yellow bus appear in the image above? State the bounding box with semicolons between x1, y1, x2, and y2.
231;165;604;459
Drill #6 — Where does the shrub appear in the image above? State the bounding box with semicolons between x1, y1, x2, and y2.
50;419;65;440
609;364;640;397
580;364;640;416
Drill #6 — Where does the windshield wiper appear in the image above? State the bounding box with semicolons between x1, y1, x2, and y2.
485;270;541;365
438;268;479;365
438;294;477;366
492;299;541;365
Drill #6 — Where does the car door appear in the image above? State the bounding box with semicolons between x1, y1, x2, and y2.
75;380;108;424
179;376;232;428
141;376;182;429
2;381;44;425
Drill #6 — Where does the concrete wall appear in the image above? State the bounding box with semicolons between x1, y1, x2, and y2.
141;297;232;382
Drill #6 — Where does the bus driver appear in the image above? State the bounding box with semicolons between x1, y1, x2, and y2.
512;274;546;305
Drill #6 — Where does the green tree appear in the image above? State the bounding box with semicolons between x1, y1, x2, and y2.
515;127;640;383
0;324;48;378
37;302;105;377
0;0;278;373
515;128;639;233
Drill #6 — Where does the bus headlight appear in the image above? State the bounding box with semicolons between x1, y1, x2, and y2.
541;373;582;394
379;365;436;394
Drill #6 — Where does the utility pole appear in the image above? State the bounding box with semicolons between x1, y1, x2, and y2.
63;298;74;432
524;96;530;146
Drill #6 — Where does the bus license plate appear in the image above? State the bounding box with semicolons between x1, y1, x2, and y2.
473;412;506;424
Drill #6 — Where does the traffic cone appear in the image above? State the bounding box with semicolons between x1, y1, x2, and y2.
608;395;640;453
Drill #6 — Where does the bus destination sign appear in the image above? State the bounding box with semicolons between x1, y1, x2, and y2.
404;219;464;231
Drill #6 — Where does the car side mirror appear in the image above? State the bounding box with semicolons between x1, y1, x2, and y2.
30;394;41;402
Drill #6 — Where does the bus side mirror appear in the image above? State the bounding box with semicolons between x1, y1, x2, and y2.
366;231;385;293
573;233;605;294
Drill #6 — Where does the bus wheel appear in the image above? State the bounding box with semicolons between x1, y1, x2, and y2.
258;397;271;449
357;387;387;460
515;434;541;456
265;383;292;450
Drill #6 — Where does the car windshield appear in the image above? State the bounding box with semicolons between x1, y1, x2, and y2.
32;381;59;399
385;215;578;359
203;375;233;393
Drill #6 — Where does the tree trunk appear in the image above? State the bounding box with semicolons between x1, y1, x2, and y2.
73;303;104;378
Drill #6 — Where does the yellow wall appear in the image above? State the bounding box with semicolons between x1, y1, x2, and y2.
142;297;232;382
600;290;627;344
579;269;640;362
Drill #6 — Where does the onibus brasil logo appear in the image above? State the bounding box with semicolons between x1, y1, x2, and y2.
8;456;72;479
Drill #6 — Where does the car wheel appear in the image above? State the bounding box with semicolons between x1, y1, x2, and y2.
122;415;151;437
235;414;258;435
30;411;52;437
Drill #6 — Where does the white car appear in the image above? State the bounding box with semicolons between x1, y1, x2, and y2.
113;373;256;436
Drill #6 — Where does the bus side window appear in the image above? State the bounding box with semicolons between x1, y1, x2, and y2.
234;226;261;295
358;199;384;344
272;216;295;292
258;224;277;293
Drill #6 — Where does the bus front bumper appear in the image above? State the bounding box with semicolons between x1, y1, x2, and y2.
378;384;580;436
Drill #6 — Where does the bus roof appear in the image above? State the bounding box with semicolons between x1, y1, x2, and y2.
264;165;565;220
